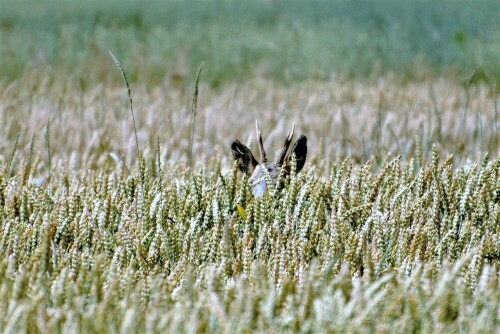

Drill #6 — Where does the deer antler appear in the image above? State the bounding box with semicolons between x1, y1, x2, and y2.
255;120;267;163
276;123;295;165
231;121;308;197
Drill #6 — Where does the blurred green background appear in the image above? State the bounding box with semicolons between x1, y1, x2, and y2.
1;0;499;87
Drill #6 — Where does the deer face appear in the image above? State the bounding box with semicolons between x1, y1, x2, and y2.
231;122;307;197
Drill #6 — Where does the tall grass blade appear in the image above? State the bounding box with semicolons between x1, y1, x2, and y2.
188;61;204;168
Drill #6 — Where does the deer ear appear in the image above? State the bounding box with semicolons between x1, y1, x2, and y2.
231;140;259;176
290;135;307;173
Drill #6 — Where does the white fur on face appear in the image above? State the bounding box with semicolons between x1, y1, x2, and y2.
249;163;280;197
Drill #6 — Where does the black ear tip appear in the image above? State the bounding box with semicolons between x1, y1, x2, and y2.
296;135;307;151
291;134;307;172
231;140;243;150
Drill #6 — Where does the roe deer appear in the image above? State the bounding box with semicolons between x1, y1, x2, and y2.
231;121;307;197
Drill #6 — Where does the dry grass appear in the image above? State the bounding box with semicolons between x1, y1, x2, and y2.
1;71;498;172
0;71;499;332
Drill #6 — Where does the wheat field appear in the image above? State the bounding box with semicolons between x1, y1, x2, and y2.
1;0;500;332
0;71;498;332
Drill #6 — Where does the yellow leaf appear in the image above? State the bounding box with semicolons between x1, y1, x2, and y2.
236;204;247;220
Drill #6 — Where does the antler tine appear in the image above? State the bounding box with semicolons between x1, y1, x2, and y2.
255;120;267;163
287;123;295;141
276;122;295;165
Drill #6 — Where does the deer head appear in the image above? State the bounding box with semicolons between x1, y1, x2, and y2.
231;121;307;197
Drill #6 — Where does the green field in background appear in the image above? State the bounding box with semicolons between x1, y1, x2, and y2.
1;0;499;86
